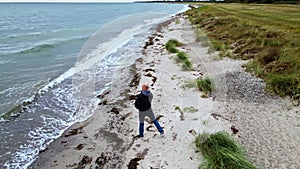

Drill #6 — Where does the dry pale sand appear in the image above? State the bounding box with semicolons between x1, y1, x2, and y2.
30;15;299;169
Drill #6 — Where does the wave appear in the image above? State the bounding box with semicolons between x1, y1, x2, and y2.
0;93;39;122
5;32;42;39
0;67;75;122
20;36;89;54
19;44;55;54
0;36;89;56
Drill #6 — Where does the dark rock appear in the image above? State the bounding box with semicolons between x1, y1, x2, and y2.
231;125;239;135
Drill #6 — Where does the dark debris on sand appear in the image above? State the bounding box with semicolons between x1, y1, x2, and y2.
95;152;122;169
127;158;142;169
64;126;83;137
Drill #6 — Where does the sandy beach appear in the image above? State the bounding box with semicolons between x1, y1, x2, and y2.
29;15;299;169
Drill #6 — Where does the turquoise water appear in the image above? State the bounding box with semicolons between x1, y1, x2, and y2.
0;3;186;168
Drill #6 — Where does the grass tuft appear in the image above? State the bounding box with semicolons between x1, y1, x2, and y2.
177;51;188;60
197;78;213;94
177;52;193;71
182;59;193;71
165;39;193;71
165;39;183;53
195;132;257;169
184;78;213;94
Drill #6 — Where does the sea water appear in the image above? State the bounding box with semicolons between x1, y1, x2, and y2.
0;3;187;168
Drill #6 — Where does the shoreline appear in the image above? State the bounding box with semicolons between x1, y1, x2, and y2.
0;4;191;168
29;15;217;169
29;14;299;169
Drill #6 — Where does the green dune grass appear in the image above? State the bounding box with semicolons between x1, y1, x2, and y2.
197;78;213;94
195;132;257;169
165;39;193;71
166;39;182;53
185;3;300;99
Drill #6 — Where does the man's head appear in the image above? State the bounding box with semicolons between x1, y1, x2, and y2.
142;83;149;91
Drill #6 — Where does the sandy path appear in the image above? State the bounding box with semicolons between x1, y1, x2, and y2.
29;15;299;169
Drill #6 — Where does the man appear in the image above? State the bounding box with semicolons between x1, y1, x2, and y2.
134;83;164;137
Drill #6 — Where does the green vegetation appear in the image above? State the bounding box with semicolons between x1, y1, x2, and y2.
183;106;198;113
165;39;193;71
195;132;257;169
175;106;198;113
184;79;198;89
177;52;193;70
184;77;213;94
185;4;300;99
175;105;182;112
166;39;183;53
197;78;213;94
223;0;299;4
177;51;188;60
